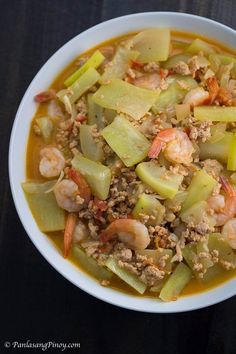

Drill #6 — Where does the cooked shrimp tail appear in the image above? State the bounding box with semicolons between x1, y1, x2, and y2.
148;128;194;164
209;176;236;226
148;128;175;159
219;175;236;197
100;219;150;250
64;213;77;258
68;168;91;204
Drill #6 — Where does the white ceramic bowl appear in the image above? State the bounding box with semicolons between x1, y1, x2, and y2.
9;12;236;313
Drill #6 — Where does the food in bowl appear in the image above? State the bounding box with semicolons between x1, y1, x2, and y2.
22;27;236;301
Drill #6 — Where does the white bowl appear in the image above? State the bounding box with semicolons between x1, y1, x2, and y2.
9;12;236;313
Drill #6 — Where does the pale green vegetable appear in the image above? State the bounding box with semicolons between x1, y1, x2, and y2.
152;75;198;113
87;93;104;129
73;246;112;280
22;181;65;232
105;257;147;294
159;263;192;301
135;162;183;199
199;132;234;163
132;28;170;62
36;117;53;142
208;233;236;265
209;54;236;78
182;243;214;281
64;50;105;87
180;200;216;228
93;79;160;120
80;125;104;162
101;115;150;167
185;38;215;56
136;248;173;273
100;47;139;84
196;240;214;270
201;264;224;284
194;106;236;122
227;134;236;171
72;154;111;200
209;123;227;143
57;67;100;105
163;53;192;69
104;108;116;124
132;193;165;226
181;170;217;212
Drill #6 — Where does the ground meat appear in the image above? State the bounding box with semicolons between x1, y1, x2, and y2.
186;116;212;142
201;159;223;179
143;62;160;72
33;124;41;136
140;265;165;286
188;55;209;77
173;61;190;75
118;260;140;275
114;243;133;262
81;240;101;257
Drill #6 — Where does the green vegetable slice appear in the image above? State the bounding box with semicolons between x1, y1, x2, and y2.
72;154;111;200
132;28;170;62
105;257;147;294
64;50;105;87
22;181;65;232
36;117;53;143
227;134;236;171
163;53;192;69
181;170;217;212
73;246;112;280
102;115;150;167
93;79;160;120
194;106;236;122
100;47;139;84
159;263;192;301
185;38;215;56
132;193;165;226
136;248;173;273
57;67;100;105
135;162;183;199
87;93;105;130
80;125;104;162
152;75;198;113
199;132;234;163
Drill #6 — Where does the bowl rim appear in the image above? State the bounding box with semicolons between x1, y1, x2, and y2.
9;11;236;313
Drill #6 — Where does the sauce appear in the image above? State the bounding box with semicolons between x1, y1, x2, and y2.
26;30;236;298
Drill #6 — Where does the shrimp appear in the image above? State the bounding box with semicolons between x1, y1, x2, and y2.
73;220;88;243
208;176;236;226
34;89;55;103
222;218;236;249
206;76;219;103
54;179;83;212
148;128;194;164
64;213;77;258
183;87;209;107
133;73;160;90
67;168;91;204
100;219;150;250
39;147;65;178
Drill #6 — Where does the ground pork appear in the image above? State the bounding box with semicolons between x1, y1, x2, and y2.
201;159;223;179
140;265;165;286
173;61;190;75
143;61;160;72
